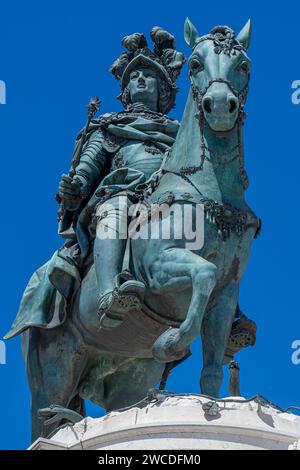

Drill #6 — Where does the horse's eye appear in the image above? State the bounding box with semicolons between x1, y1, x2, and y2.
238;61;250;74
189;58;204;73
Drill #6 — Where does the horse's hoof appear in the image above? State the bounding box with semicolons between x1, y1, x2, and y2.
152;328;187;363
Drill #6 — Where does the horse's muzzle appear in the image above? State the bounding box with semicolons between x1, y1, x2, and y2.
202;82;239;131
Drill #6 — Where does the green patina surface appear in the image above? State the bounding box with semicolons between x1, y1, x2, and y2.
6;20;259;442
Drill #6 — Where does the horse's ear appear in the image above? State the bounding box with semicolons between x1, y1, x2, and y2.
184;17;199;49
236;19;252;49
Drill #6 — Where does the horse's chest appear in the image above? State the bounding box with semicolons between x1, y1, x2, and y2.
204;223;256;283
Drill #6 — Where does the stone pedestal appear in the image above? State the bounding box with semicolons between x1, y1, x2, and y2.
29;394;300;450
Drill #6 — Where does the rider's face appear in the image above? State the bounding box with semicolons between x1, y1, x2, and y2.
128;68;158;108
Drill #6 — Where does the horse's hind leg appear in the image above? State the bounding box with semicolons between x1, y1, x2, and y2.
22;323;88;443
150;248;217;362
201;282;239;397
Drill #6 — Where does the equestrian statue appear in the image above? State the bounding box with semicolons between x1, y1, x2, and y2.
5;19;259;442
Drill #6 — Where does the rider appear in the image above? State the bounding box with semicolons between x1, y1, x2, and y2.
56;27;185;329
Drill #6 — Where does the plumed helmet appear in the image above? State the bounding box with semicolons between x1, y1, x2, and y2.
109;27;186;114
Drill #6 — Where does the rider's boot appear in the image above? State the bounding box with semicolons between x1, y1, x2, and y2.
94;202;145;329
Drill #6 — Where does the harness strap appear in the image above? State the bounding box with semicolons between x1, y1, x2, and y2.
185;74;249;188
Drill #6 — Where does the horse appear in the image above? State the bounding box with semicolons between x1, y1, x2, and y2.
20;18;259;442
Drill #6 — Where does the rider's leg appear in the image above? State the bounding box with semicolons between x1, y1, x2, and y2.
94;194;145;328
94;195;127;296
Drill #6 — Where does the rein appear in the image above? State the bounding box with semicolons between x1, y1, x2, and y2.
155;74;259;239
148;45;260;240
175;74;249;190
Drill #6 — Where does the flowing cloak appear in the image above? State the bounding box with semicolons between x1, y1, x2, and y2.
5;112;179;340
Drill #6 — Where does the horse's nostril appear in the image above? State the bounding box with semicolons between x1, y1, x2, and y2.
203;96;212;113
229;98;238;114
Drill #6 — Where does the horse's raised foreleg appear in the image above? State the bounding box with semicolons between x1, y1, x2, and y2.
151;248;217;362
22;323;88;442
201;282;239;397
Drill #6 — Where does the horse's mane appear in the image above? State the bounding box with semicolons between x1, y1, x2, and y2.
209;25;235;36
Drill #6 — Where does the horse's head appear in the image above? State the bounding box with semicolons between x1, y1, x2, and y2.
184;18;251;132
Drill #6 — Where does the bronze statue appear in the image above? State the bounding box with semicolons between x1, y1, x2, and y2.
5;20;258;442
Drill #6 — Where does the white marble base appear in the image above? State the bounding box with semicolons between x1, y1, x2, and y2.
29;394;300;450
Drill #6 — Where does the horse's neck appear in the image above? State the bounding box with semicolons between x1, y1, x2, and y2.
164;89;247;207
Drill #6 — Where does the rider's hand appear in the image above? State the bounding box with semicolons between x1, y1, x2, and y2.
57;174;83;211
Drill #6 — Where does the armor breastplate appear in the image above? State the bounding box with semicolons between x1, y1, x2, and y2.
111;141;164;180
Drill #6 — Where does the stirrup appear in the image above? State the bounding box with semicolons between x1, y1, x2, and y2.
98;280;145;330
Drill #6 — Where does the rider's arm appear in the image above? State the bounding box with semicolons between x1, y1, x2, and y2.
74;130;109;197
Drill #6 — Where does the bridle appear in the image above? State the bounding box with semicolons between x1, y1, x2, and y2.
190;76;249;116
181;72;250;190
161;28;251;190
149;30;261;241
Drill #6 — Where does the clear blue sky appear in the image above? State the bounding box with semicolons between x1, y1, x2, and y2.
0;0;299;450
